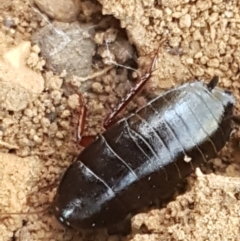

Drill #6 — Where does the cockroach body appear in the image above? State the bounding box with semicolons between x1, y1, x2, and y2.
53;77;236;235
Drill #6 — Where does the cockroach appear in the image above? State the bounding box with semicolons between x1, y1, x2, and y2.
52;58;237;236
0;47;237;236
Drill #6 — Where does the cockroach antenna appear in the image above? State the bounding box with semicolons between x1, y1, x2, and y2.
0;205;51;217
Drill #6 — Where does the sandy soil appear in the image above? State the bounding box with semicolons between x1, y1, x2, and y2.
0;0;240;241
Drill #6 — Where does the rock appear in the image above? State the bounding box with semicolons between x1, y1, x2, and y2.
33;0;81;23
0;41;44;111
179;14;192;28
31;21;95;79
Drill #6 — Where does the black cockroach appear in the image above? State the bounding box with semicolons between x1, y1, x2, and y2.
52;56;236;236
0;49;236;235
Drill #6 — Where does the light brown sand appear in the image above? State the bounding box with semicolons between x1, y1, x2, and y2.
0;0;240;241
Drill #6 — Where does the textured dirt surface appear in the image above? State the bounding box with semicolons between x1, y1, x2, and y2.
0;0;240;241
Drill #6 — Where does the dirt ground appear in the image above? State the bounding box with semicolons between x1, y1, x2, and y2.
0;0;240;241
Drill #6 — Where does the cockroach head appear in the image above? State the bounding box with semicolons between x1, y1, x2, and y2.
52;161;101;230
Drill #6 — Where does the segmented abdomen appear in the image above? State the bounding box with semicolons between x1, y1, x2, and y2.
55;81;234;229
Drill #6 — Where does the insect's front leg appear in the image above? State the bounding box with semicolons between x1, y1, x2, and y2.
73;93;97;147
76;93;87;142
103;49;159;129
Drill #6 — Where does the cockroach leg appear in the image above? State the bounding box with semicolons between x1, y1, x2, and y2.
67;83;95;147
76;93;87;142
78;135;96;147
103;50;159;129
76;93;96;147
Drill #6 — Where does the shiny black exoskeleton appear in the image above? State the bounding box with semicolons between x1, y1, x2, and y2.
53;77;236;234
